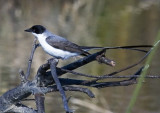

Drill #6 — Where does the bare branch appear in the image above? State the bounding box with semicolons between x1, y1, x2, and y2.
35;93;45;113
49;58;73;113
0;44;155;113
26;38;39;79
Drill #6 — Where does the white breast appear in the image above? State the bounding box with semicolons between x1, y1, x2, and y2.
34;33;78;59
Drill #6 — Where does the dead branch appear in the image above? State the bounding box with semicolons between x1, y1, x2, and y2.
0;44;156;113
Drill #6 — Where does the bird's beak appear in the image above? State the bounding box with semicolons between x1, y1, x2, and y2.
24;28;32;32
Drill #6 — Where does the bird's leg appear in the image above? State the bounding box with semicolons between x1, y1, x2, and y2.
48;58;73;113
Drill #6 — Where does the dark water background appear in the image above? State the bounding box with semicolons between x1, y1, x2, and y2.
0;0;160;113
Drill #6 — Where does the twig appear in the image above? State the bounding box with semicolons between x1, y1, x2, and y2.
19;69;27;83
48;58;73;113
35;93;45;113
41;86;95;98
60;68;160;78
26;38;39;79
8;103;37;113
62;86;95;98
58;67;143;87
95;49;116;66
84;47;152;84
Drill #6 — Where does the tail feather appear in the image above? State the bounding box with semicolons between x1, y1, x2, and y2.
80;46;104;50
80;45;152;50
80;45;152;53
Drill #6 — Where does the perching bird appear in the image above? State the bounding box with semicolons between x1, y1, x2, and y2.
24;25;103;60
25;25;152;60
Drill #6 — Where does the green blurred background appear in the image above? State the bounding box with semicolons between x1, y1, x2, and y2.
0;0;160;113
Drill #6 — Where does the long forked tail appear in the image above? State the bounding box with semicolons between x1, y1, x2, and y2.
80;45;153;52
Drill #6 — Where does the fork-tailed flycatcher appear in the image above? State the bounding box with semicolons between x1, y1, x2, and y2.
25;25;152;60
24;25;103;60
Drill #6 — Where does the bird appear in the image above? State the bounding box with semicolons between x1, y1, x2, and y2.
24;25;103;60
25;25;152;60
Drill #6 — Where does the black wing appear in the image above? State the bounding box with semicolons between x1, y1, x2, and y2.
46;36;89;56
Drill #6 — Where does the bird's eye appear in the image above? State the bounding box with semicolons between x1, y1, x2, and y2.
32;28;36;33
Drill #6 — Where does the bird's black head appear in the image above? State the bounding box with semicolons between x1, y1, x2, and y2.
25;25;46;34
